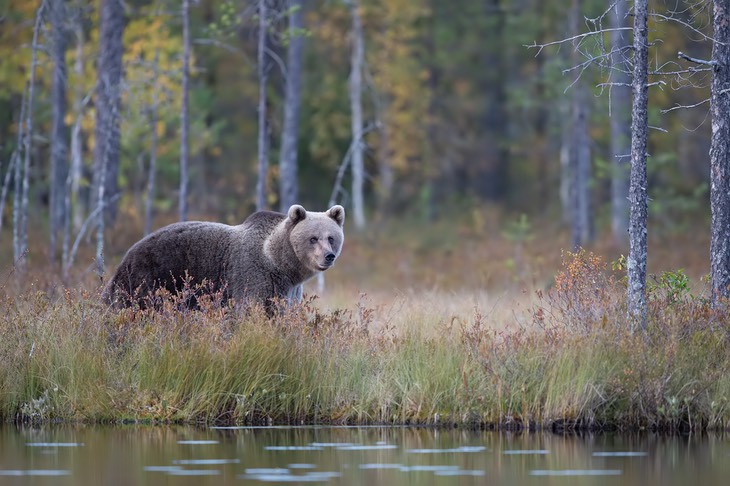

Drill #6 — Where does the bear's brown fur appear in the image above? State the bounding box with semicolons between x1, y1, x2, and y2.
103;204;345;313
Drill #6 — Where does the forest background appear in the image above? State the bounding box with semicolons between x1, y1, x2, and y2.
0;0;718;300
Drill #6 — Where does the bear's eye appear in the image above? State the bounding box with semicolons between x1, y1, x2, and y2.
328;236;335;245
309;237;318;244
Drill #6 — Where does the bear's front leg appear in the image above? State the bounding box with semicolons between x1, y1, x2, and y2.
286;284;303;305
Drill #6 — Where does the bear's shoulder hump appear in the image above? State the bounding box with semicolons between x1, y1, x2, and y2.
241;210;286;230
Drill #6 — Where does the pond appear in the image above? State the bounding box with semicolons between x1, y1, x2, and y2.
0;425;728;485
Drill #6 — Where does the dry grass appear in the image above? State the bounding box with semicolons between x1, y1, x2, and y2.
0;210;727;431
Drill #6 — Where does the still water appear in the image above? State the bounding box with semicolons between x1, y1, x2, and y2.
0;425;729;485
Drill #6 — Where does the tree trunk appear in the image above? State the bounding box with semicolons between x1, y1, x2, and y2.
279;0;303;213
93;0;125;276
95;137;107;280
569;76;591;247
478;0;509;201
0;151;16;234
64;13;87;275
49;0;69;265
628;0;649;330
145;49;161;236
69;15;85;232
559;102;572;225
12;86;27;263
534;0;549;212
61;141;73;280
710;0;730;305
179;0;190;221
348;0;366;230
256;0;269;211
609;0;631;246
93;0;124;227
377;123;394;214
571;90;592;249
569;0;593;250
17;3;45;273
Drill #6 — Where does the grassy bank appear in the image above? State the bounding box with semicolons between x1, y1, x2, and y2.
1;250;729;431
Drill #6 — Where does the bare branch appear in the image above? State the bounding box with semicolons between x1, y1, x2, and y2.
562;45;631;75
677;51;717;67
653;67;712;76
660;97;711;114
264;45;287;78
525;27;632;56
65;193;121;277
597;82;632;88
651;12;723;45
327;122;378;208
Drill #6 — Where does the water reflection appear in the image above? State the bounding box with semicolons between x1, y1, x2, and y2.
0;425;728;485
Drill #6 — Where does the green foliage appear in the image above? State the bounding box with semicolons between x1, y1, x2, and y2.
611;254;627;273
649;268;692;304
611;240;696;301
206;0;242;39
612;256;697;304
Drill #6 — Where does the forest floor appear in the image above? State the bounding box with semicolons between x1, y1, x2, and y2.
1;208;727;430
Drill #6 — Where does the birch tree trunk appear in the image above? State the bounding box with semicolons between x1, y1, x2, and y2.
93;0;124;229
17;3;45;273
179;0;190;221
49;0;69;265
12;86;27;265
347;0;366;230
256;0;269;211
710;0;730;305
64;13;87;275
279;0;303;212
609;0;631;246
69;15;85;232
61;138;73;279
628;0;649;330
95;136;107;279
93;0;125;276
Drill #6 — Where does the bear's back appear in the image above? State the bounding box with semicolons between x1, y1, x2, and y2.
112;221;235;298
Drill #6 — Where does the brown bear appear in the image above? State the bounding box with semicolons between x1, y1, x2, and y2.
103;204;345;313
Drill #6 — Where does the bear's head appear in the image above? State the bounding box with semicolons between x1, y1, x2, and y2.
287;204;345;273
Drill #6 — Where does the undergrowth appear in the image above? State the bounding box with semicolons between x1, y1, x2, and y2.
1;250;730;431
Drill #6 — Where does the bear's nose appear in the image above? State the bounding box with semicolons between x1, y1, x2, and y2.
325;253;336;263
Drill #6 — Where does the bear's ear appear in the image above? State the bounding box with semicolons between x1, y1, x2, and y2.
287;204;307;224
327;205;345;227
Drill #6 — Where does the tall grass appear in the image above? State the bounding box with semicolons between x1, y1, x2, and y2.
1;250;730;431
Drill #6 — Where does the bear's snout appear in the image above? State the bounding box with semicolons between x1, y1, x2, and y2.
325;252;336;264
